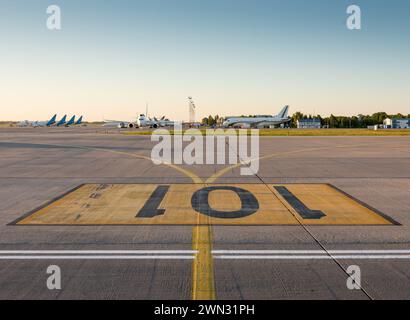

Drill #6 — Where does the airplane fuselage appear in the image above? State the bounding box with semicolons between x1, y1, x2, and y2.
223;117;290;128
223;105;290;128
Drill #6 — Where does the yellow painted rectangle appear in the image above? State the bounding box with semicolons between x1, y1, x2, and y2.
14;183;395;226
269;184;394;225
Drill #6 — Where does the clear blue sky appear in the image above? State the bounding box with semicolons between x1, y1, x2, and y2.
1;0;409;121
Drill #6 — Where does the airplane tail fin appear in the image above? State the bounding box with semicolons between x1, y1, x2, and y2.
57;115;67;126
76;116;83;125
47;114;57;126
277;105;289;118
67;115;76;125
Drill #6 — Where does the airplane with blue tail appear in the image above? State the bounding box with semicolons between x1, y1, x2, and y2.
75;116;83;125
56;115;67;127
65;115;76;126
65;115;84;126
18;114;84;128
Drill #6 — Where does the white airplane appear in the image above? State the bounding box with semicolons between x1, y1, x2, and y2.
18;114;57;127
136;114;156;128
223;105;290;128
103;119;138;129
103;114;176;129
155;116;175;127
137;114;175;128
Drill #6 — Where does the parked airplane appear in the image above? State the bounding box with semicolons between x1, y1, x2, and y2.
63;116;84;126
65;116;76;126
223;105;290;128
137;114;175;128
104;114;175;129
56;115;67;127
75;116;83;125
156;116;175;127
18;114;57;127
103;119;137;129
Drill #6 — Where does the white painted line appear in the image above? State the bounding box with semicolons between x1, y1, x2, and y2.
0;255;195;260
212;250;410;254
214;255;410;260
1;250;408;255
0;250;197;254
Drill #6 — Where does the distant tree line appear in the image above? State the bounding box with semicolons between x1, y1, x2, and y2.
201;115;221;126
291;112;410;128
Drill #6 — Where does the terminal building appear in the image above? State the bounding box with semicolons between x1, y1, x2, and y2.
297;118;321;129
383;118;410;129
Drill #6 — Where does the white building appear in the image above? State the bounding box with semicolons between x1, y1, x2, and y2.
383;118;410;129
297;118;321;129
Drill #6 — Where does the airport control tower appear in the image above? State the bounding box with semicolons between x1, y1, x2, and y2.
188;97;196;123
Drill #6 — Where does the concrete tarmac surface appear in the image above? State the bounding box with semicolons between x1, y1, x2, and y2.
0;126;410;300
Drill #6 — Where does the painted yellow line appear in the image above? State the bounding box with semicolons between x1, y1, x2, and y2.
206;147;323;183
192;225;216;299
206;143;373;183
85;147;203;184
30;142;203;184
191;181;216;300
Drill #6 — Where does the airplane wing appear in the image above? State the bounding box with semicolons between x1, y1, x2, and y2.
250;118;291;126
103;120;136;128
